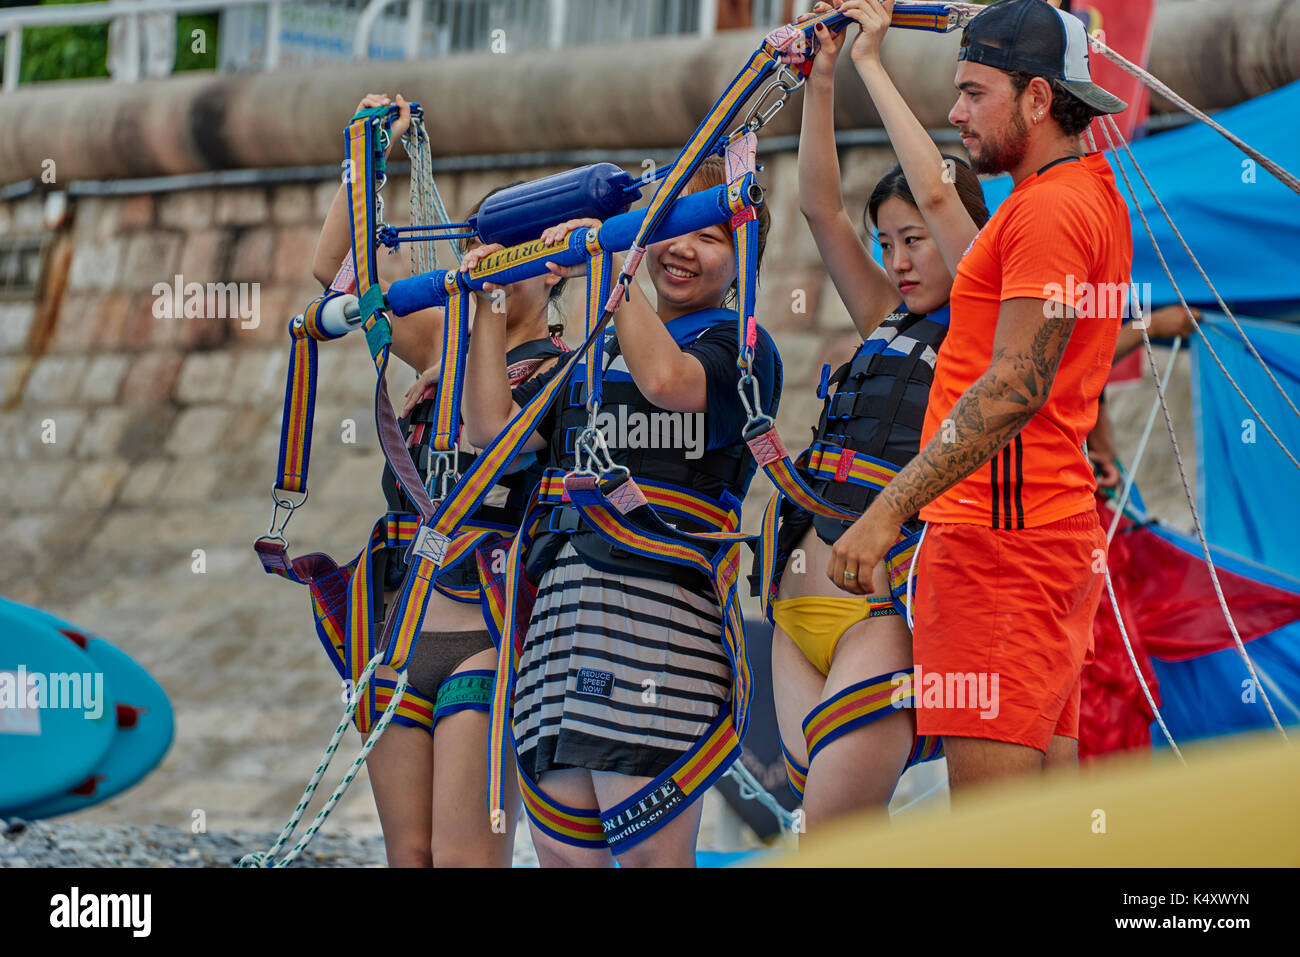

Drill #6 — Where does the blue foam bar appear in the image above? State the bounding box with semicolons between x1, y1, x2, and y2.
386;181;737;316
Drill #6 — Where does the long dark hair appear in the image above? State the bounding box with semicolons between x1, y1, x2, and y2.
865;154;989;234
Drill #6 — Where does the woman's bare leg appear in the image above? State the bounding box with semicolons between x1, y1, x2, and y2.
528;768;616;868
430;647;521;867
366;666;436;868
800;558;915;832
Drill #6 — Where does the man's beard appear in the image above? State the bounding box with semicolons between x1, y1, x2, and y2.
968;109;1030;175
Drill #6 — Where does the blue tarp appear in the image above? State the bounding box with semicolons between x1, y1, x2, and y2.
1192;316;1300;579
1146;314;1300;744
980;80;1300;316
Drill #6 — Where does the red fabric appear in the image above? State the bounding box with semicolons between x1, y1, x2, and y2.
1107;349;1145;385
912;512;1106;752
1079;502;1300;759
1072;0;1157;145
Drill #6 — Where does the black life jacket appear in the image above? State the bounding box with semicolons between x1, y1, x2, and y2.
807;306;949;543
526;313;778;589
381;335;568;591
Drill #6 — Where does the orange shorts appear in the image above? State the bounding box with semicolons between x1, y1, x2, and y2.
910;510;1105;753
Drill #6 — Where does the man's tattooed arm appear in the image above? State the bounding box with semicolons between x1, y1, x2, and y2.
876;297;1077;520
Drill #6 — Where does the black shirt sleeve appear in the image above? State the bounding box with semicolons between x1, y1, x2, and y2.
685;323;781;451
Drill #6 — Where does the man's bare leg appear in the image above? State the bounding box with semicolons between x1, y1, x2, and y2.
942;735;1043;793
1044;734;1078;770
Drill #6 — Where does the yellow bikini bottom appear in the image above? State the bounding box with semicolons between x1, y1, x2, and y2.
771;595;899;676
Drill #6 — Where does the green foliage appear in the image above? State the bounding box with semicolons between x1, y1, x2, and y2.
0;1;218;84
176;14;219;73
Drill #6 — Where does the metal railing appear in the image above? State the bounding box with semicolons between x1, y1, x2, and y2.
0;0;802;92
0;0;283;92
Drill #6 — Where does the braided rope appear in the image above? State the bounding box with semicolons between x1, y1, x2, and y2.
1098;119;1299;472
1105;337;1182;545
1100;115;1288;741
1089;34;1300;198
725;758;800;833
1103;566;1184;759
238;654;408;868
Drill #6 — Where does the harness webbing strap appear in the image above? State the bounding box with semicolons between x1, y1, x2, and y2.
484;472;752;850
748;429;929;619
584;249;612;413
562;474;752;732
277;329;317;496
422;300;617;542
518;771;606;849
487;507;534;819
746;429;861;523
802;668;944;770
536;471;740;532
780;739;809;801
518;706;743;856
275;292;349;495
432;284;470;452
630;50;776;261
372;677;435;732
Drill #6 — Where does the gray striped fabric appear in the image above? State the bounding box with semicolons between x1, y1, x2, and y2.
513;543;730;778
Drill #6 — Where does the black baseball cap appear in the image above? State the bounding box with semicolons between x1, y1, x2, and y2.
958;0;1127;115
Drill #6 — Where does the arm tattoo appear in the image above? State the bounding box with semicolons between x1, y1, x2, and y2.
878;311;1076;520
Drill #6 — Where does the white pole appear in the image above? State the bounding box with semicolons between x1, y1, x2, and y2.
265;0;281;70
548;0;567;50
698;0;718;37
3;25;21;92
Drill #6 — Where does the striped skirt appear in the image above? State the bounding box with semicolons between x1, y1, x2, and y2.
513;542;731;780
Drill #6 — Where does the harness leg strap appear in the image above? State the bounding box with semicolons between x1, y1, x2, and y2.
780;739;809;802
802;667;944;771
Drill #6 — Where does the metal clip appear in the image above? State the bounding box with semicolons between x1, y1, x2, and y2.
263;486;308;546
424;451;459;504
736;370;773;437
731;66;805;138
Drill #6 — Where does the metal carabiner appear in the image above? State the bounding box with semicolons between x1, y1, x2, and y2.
263;486;308;546
736;370;773;438
424;450;459;503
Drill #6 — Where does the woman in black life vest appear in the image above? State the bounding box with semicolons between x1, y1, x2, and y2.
765;1;988;831
462;155;780;867
312;93;568;866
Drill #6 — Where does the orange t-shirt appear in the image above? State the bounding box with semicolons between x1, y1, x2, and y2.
919;152;1132;528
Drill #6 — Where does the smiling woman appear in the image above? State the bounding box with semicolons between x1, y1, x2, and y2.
460;153;782;868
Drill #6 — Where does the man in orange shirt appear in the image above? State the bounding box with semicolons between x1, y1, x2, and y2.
828;0;1133;789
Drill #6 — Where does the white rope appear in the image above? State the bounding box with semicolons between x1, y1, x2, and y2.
1095;117;1300;473
725;756;800;832
1089;33;1300;198
904;522;927;633
1102;566;1184;760
238;654;408;867
1084;93;1300;430
1099;114;1288;741
1106;337;1182;545
889;772;948;816
1255;663;1300;725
